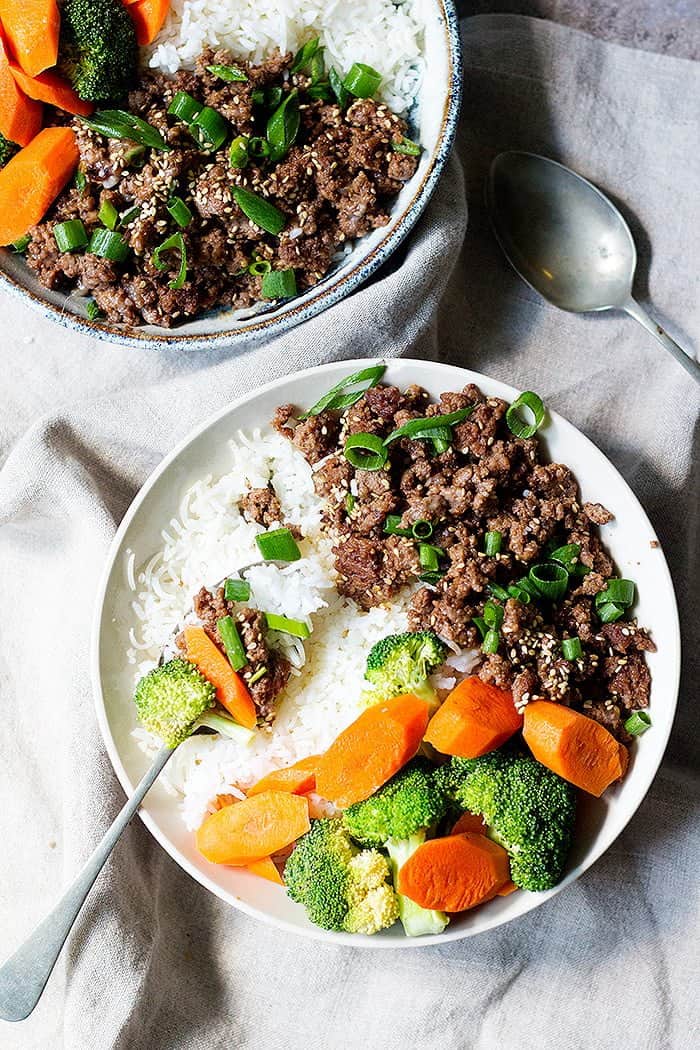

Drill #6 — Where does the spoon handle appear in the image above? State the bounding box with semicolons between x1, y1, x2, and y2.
0;746;172;1022
623;298;700;383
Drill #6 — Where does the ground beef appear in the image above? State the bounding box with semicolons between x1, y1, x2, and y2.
23;50;419;328
240;486;283;527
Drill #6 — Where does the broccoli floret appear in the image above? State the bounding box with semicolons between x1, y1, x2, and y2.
442;751;576;891
284;819;399;934
0;133;18;169
362;631;447;707
59;0;138;103
343;760;450;936
134;658;216;748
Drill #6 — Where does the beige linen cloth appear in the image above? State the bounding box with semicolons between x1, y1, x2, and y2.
0;15;698;1050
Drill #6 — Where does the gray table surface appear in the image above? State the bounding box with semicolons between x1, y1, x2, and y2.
459;1;700;60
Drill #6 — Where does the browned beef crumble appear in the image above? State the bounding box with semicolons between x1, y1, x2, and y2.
239;486;283;528
272;382;655;741
24;49;419;328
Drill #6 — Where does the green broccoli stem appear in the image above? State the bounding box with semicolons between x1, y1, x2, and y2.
386;833;449;937
195;711;256;744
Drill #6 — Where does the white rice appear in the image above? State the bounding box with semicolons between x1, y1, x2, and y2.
147;0;425;114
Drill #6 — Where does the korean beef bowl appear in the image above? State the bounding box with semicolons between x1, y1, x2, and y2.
0;0;461;349
92;358;680;945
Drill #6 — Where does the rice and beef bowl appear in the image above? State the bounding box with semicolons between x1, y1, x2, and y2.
125;363;658;939
0;0;431;328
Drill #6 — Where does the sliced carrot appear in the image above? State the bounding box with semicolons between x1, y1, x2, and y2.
247;856;284;886
9;64;93;117
248;754;321;797
184;625;257;731
398;833;511;912
127;0;171;46
496;879;518;897
0;127;78;244
0;0;59;77
424;677;523;758
316;693;431;809
451;811;486;836
0;29;42;147
196;790;310;866
523;700;629;797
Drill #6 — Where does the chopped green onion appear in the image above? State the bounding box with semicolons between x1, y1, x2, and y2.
483;600;504;630
383;406;475;446
624;710;651;736
507;583;531;605
419;571;445;585
206;64;248;82
255;527;301;562
85;298;101;321
516;576;541;599
82;110;171;151
167;196;192;228
528;562;569;601
411;520;433;540
418;544;443;573
248;257;272;276
344;432;388;471
299;364;386;419
291;36;320;73
430;434;451;455
248;136;271;159
124;144;146;168
343;62;382;99
561;636;583;661
232;186;286;234
329;67;349;107
87;228;130;262
264;612;311;639
261;268;297;299
74;170;87;191
487;582;511;602
484;530;502;556
506;391;545;439
345;493;355;514
407;425;453;446
119;206;140;227
10;234;31;253
596;578;636;608
307;82;333;101
597;601;625;624
482;630;500;655
549;543;581;570
98;200;118;231
251;88;266;106
472;616;488;640
224;578;251;603
266;89;300;162
152;232;187;289
190;106;229;150
248;666;268;686
265;86;284;109
384;515;412;537
168;91;202;123
217;615;248;671
53;219;88;253
392;136;421;156
229;135;249;168
309;48;325;84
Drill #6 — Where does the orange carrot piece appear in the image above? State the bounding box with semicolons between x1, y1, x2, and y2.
247;856;284;885
248;755;321;797
398;833;511;912
451;811;486;836
196;790;310;866
0;0;59;77
496;879;518;897
9;64;93;117
184;625;257;730
0;30;42;147
424;677;523;758
315;693;430;809
0;127;78;244
523;700;629;797
127;0;171;46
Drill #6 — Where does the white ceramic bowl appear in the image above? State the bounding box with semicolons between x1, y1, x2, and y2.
0;2;462;351
91;358;681;946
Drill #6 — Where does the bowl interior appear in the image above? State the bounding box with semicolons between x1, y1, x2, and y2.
0;1;460;350
92;358;680;947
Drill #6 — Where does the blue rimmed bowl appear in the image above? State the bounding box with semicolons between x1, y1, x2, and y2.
0;1;462;351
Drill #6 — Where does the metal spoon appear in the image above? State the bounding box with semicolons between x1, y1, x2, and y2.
486;151;700;383
0;561;275;1022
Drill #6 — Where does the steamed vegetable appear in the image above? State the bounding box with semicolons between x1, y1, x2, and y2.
196;791;310;865
134;657;215;748
247;856;284;885
424;677;523;757
59;0;138;103
9;63;94;116
362;630;447;707
126;0;171;46
0;0;60;76
0;127;79;245
248;754;320;796
0;29;42;147
398;832;511;912
183;625;257;730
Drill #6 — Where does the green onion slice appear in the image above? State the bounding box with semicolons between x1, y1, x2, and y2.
482;629;500;655
82;110;171;151
597;601;625;624
229;135;249;168
516;576;541;599
54;219;88;253
483;600;504;630
87;228;130;262
248;258;272;276
206;64;248;82
266;89;300;163
167;196;193;228
549;543;581;570
418;544;443;573
411;520;433;540
232;186;286;235
11;234;31;253
190;106;229;151
484;530;502;556
329;66;349;107
98;200;118;231
248;666;268;686
119;206;140;227
344;432;388;471
152;232;187;290
472;616;488;640
261;268;297;299
217;615;248;671
507;583;531;605
528;562;569;601
265;612;311;639
561;636;583;661
291;37;320;73
383;406;475;447
309;48;325;84
506;391;546;439
255;527;301;562
596;578;636;608
430;434;451;455
168;91;202;123
392;136;421;156
419;571;445;585
384;515;412;538
487;582;510;602
248;136;271;159
74;170;87;191
345;493;355;514
299;364;386;419
343;62;382;98
307;82;333;101
85;298;101;321
624;710;651;736
224;578;251;603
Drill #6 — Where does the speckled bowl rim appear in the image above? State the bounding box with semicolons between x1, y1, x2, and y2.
0;0;463;352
